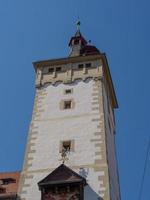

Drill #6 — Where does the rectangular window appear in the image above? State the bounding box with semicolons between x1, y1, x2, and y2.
0;188;6;194
62;141;71;152
60;99;75;110
48;68;54;73
56;67;61;72
2;178;16;185
59;140;75;153
64;89;72;94
78;64;84;69
74;39;79;45
64;100;72;109
86;63;91;68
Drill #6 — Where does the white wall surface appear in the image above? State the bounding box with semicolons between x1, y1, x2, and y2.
20;79;105;200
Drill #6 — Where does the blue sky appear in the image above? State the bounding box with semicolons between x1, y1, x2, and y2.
0;0;150;199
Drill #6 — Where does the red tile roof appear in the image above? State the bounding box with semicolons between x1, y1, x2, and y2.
0;171;20;199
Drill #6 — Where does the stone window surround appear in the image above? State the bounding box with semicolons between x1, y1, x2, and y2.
64;100;72;109
59;140;75;152
59;99;75;110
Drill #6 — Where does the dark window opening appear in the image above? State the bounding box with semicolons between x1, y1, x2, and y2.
56;67;61;72
62;141;71;152
78;64;84;69
64;100;72;109
0;188;6;194
86;63;91;68
0;178;16;185
74;39;79;45
48;68;54;73
65;89;72;94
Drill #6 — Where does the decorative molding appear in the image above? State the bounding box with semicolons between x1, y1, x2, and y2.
35;58;103;87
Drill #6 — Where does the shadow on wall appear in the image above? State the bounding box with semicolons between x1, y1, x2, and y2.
84;185;103;200
42;77;94;88
79;168;103;200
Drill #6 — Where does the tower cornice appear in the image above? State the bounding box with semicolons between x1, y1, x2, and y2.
33;54;118;109
33;54;102;69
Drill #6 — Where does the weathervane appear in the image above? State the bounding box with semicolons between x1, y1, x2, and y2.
76;18;81;31
59;148;69;164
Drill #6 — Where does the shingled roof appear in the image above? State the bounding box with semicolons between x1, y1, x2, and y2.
38;164;86;189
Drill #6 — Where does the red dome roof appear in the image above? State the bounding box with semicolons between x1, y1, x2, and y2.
68;29;100;57
80;45;100;56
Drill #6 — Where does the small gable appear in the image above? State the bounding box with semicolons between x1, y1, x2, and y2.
38;164;86;188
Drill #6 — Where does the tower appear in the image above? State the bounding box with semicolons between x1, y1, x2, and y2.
18;24;121;200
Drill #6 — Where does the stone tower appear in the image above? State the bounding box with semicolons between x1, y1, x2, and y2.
18;25;121;200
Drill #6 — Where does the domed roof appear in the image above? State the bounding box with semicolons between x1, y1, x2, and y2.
80;44;100;56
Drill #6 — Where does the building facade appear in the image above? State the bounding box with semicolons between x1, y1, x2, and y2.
0;171;20;199
18;26;121;200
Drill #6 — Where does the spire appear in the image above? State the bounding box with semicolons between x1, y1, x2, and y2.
76;19;81;31
68;21;100;57
75;19;82;37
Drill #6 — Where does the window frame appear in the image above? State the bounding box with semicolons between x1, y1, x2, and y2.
59;140;75;153
64;100;72;109
64;89;73;95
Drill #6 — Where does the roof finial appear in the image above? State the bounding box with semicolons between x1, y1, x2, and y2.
76;18;81;31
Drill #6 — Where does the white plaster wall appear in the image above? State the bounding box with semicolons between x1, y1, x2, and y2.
21;79;104;200
29;80;100;170
29;116;97;169
40;80;96;119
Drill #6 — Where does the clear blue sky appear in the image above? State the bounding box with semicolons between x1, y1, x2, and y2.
0;0;150;199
